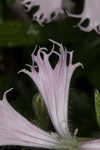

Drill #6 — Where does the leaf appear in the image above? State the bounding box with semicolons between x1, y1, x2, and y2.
33;93;50;130
0;20;47;46
69;88;99;137
95;90;100;127
7;0;15;5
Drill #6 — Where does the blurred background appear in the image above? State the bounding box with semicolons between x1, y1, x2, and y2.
1;0;100;149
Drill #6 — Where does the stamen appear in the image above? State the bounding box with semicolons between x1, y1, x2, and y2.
73;128;78;137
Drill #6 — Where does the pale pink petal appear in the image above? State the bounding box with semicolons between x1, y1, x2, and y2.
79;139;100;150
21;40;82;137
68;0;100;34
0;89;60;148
21;0;75;24
21;0;62;24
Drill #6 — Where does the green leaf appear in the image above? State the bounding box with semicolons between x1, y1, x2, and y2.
69;88;99;137
7;0;15;5
95;90;100;127
0;20;47;46
33;93;50;130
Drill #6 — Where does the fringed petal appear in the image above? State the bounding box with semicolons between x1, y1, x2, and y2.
21;40;82;137
21;0;75;24
21;0;62;24
68;0;100;34
80;139;100;150
0;89;60;148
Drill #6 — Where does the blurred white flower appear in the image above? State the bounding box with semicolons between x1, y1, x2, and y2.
21;0;74;24
67;0;100;34
0;40;82;149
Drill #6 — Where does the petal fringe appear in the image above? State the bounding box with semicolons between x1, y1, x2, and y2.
0;89;59;149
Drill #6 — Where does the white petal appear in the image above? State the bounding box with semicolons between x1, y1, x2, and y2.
68;0;100;34
21;0;62;24
0;89;59;148
21;40;82;137
80;139;100;150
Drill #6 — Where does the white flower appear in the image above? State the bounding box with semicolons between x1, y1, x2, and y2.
21;0;74;24
21;0;62;24
0;89;60;149
21;39;82;137
0;40;82;149
67;0;100;34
